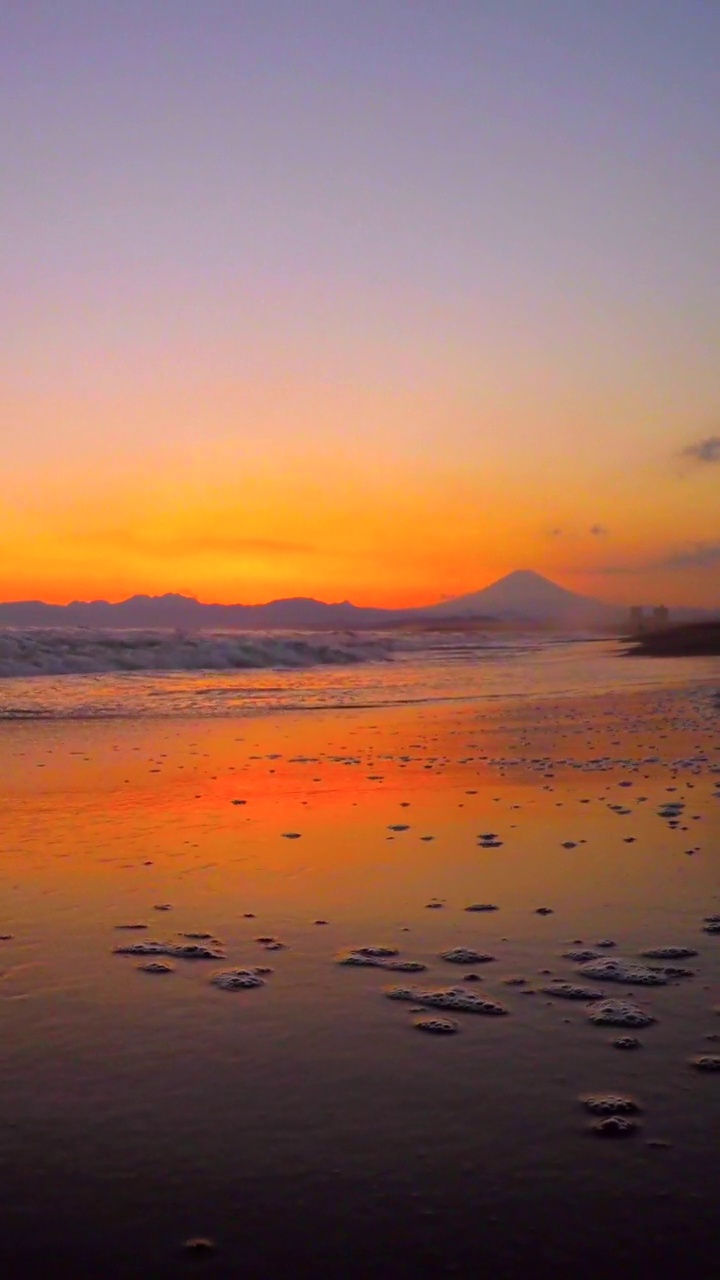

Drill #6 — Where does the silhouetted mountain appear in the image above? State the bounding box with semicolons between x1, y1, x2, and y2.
0;572;711;631
0;593;397;629
424;570;618;624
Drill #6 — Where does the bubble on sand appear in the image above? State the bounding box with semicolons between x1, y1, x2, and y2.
386;986;507;1015
582;1095;639;1115
211;968;265;990
282;832;301;839
595;939;617;948
137;961;174;974
338;951;426;972
353;946;399;958
562;949;601;963
613;1036;642;1050
465;903;499;912
690;1055;720;1072
255;936;286;951
414;1018;459;1035
652;964;695;978
153;904;172;911
541;982;605;1001
113;940;224;960
578;957;667;986
589;1000;656;1028
592;1115;638;1138
641;947;698;959
535;907;554;916
182;1237;217;1254
114;923;148;931
440;948;496;965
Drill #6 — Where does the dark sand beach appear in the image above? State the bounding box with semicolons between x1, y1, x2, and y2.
1;662;719;1277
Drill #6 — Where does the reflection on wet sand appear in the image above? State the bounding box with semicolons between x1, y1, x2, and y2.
1;683;719;1276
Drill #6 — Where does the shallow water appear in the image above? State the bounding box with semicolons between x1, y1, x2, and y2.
1;632;718;718
1;665;720;1276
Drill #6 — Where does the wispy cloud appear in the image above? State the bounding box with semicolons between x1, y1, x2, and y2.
659;540;720;569
66;530;315;558
680;435;720;465
576;538;720;575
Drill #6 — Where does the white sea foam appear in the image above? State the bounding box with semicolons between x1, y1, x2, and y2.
0;628;392;678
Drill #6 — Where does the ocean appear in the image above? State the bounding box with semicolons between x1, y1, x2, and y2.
1;630;719;1277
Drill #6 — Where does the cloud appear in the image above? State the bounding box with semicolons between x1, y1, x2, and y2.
659;540;720;569
576;539;720;575
66;530;315;558
589;524;609;537
680;435;720;465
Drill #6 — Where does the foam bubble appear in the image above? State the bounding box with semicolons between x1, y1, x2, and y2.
582;1095;639;1115
578;957;667;986
640;947;697;959
414;1018;459;1035
211;968;265;990
440;948;496;965
591;1116;638;1138
386;986;508;1015
690;1055;720;1072
589;1000;656;1028
541;982;604;1001
113;940;224;960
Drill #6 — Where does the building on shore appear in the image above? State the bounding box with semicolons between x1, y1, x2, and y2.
628;605;670;633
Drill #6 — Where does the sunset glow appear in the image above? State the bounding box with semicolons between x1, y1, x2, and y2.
3;3;719;608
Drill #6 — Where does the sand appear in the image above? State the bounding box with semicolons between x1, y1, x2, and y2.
1;678;719;1276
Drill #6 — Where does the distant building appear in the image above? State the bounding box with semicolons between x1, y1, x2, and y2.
629;604;669;633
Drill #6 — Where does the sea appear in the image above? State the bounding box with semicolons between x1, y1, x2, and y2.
1;627;719;1278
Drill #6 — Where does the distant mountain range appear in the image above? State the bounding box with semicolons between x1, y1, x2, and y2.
0;570;714;630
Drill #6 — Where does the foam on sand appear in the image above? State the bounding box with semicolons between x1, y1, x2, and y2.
589;1000;656;1028
386;986;508;1015
578;957;668;986
440;948;496;965
690;1055;720;1071
582;1096;639;1115
414;1018;459;1035
211;968;267;990
591;1116;638;1138
541;982;605;1001
338;951;427;972
113;940;224;960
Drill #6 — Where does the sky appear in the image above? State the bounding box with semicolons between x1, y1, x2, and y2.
2;0;719;608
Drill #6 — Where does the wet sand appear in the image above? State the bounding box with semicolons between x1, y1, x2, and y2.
1;682;719;1277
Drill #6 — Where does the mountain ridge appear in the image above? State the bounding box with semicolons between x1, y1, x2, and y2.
0;572;712;630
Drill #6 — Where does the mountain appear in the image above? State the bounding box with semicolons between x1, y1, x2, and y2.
423;570;618;625
0;593;398;630
0;571;688;631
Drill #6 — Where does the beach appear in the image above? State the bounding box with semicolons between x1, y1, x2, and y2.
1;645;719;1277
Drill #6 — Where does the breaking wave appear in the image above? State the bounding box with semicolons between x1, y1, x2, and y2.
0;629;393;678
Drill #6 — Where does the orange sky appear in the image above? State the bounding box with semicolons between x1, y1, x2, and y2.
3;5;719;609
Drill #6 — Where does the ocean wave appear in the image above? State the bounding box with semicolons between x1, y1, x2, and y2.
0;629;393;678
